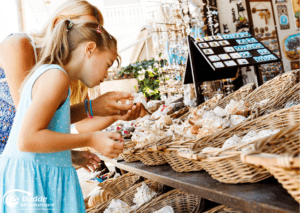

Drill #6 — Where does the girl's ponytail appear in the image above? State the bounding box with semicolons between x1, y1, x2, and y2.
40;19;71;67
20;20;119;93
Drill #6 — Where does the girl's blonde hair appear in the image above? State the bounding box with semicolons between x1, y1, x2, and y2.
22;20;119;99
31;0;104;105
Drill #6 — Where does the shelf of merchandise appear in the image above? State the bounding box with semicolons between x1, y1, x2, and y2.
96;154;299;213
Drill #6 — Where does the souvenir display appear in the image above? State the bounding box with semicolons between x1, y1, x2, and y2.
291;0;300;30
277;5;290;30
283;34;300;61
14;1;300;212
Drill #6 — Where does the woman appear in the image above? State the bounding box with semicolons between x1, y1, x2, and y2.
0;0;146;170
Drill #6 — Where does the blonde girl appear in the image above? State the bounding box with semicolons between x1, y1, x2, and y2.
0;0;146;170
0;20;123;212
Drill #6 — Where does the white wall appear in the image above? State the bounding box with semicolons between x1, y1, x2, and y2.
0;1;19;42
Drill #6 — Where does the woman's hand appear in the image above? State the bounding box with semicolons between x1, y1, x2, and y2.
113;102;148;121
71;150;101;172
88;131;124;159
92;92;134;117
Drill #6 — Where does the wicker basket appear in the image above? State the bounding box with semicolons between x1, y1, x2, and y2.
203;205;243;213
241;152;300;204
88;180;165;213
196;93;224;110
133;136;173;166
135;189;205;213
244;71;298;115
85;173;140;210
267;82;300;114
162;140;203;173
188;105;300;184
169;107;189;119
216;83;255;109
121;140;139;162
100;172;141;196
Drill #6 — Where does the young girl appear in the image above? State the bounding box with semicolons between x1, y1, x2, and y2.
0;20;123;212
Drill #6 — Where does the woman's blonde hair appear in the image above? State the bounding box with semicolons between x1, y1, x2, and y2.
22;20;119;100
31;0;104;105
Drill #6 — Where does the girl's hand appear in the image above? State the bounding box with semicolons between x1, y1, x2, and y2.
113;102;148;121
71;150;101;172
92;92;134;117
89;131;124;159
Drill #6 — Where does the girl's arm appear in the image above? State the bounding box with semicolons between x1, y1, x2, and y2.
0;35;36;108
18;69;123;158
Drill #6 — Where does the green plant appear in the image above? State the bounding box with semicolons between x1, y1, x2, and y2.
295;11;300;19
119;57;167;100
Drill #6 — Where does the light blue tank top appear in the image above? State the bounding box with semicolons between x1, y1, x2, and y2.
0;64;86;212
2;64;72;166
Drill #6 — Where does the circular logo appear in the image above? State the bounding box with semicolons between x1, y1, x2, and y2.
5;195;19;207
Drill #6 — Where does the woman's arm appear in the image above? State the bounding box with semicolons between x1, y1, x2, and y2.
18;69;123;158
70;91;133;124
0;35;36;108
74;102;148;133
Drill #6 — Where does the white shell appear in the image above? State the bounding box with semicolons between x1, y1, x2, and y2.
104;199;132;213
153;206;175;213
222;134;242;149
230;115;247;127
133;183;157;209
213;106;226;117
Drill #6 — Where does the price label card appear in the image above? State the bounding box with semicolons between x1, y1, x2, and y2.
203;48;214;55
213;62;225;68
224;60;237;66
196;37;204;42
218;54;231;60
218;40;230;46
213;35;223;40
198;43;210;48
209;42;220;47
230;53;242;59
224;47;235;52
237;59;249;65
203;36;214;41
208;55;221;61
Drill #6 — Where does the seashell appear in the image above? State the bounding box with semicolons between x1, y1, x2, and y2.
87;188;112;208
213;106;226;117
153;206;175;213
230;115;247;127
104;199;132;213
133;183;157;209
222;134;242;149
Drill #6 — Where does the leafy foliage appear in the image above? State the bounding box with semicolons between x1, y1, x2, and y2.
118;58;167;100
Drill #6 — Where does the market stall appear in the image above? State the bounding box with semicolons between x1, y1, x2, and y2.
76;0;300;212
